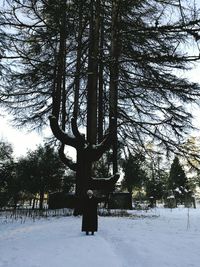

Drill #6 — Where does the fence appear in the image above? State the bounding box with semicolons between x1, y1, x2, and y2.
0;207;74;224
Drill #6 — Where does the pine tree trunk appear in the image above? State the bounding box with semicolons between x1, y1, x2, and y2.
98;5;104;143
87;0;100;144
109;0;121;173
74;148;92;215
32;198;36;210
39;190;44;210
73;1;83;120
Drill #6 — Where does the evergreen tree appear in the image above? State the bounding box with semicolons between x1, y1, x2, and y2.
0;141;13;208
1;0;200;211
0;144;71;209
0;140;13;164
0;160;25;209
144;150;168;206
168;156;188;203
122;153;146;194
23;144;66;210
62;171;75;194
145;171;168;207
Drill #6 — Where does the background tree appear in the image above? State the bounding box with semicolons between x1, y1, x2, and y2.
61;170;75;195
179;136;200;193
22;144;66;210
168;156;189;204
0;140;13;165
0;160;24;209
0;143;71;210
0;140;13;208
122;153;146;195
144;147;168;206
93;151;112;179
145;170;168;207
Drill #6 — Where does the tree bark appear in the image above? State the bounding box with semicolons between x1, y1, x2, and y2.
98;3;104;143
39;189;44;210
109;0;121;173
73;1;84;120
32;198;36;210
87;0;101;144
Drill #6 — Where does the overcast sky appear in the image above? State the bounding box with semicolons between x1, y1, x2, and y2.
0;115;48;157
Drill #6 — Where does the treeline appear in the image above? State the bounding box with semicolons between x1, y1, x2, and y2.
0;141;74;210
0;139;199;210
122;153;196;208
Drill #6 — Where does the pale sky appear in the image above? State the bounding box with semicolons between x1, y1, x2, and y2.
0;113;77;159
0;115;49;158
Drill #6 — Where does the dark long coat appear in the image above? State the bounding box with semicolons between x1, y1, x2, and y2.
82;196;98;232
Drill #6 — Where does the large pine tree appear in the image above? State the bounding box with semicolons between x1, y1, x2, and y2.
1;0;200;209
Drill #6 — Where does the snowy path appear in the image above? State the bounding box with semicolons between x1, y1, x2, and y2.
1;208;200;267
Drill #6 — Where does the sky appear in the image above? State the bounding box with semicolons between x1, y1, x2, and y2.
0;114;49;158
0;112;77;159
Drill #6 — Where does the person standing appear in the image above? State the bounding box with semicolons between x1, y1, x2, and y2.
82;189;99;235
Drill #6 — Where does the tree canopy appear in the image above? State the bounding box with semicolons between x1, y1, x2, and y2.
122;153;146;194
1;0;200;203
168;156;189;202
0;1;200;150
0;143;69;209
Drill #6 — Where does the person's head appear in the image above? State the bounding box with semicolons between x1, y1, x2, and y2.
87;189;93;197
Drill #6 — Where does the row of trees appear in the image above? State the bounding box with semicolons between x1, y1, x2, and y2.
1;0;200;209
0;141;74;210
122;151;198;207
1;138;199;209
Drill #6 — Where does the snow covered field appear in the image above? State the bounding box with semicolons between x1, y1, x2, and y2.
0;208;200;267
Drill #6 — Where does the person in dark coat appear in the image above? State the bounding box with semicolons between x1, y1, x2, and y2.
82;189;99;235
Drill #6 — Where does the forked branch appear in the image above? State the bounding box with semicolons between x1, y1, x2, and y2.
90;118;116;161
58;144;77;171
49;115;77;148
71;117;86;145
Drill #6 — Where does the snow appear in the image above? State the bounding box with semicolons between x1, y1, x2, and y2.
0;208;200;267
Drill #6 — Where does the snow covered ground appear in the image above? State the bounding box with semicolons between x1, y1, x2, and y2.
0;207;200;267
